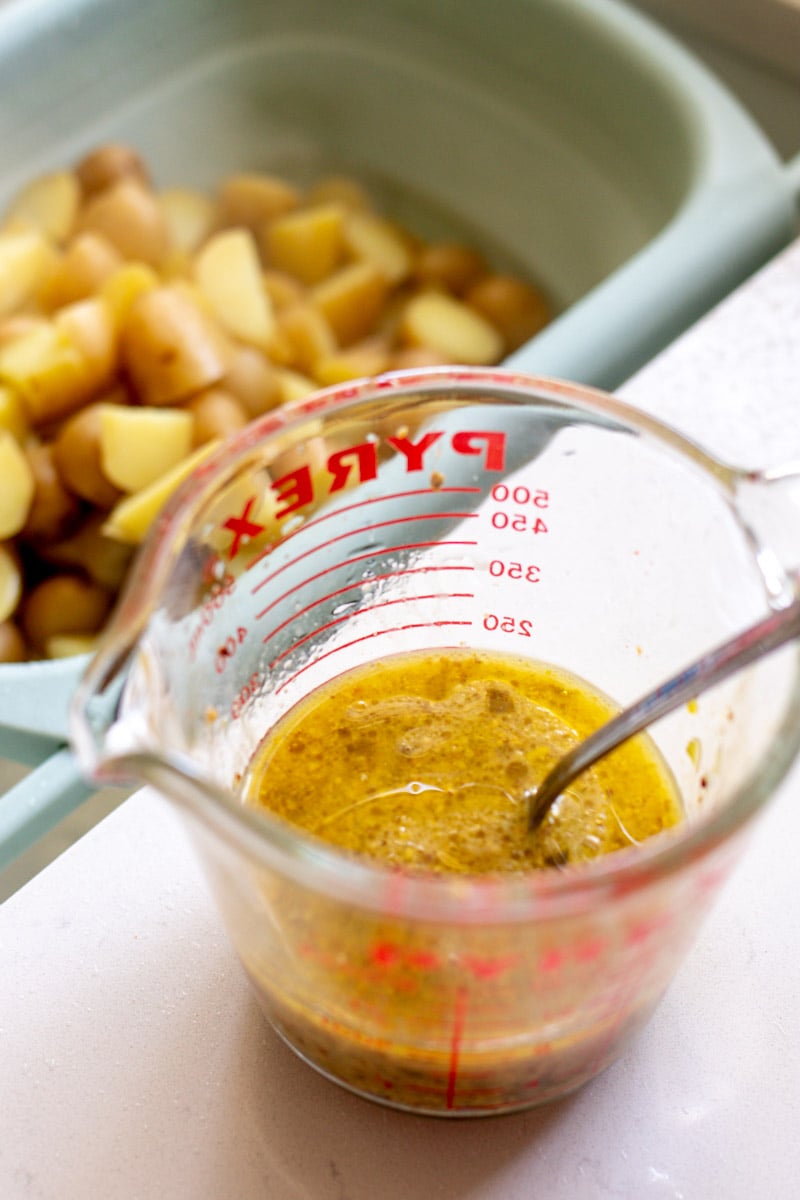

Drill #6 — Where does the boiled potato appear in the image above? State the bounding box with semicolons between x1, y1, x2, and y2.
0;322;95;425
0;544;22;623
0;620;26;663
343;210;413;285
0;432;35;538
186;389;248;446
0;228;55;317
99;404;194;492
120;285;226;405
76;143;151;197
0;141;552;659
194;229;275;347
76;178;168;265
53;401;123;509
400;291;503;365
21;573;112;651
103;439;221;544
159;188;216;255
38;232;123;311
217;173;299;230
265;204;345;284
0;385;28;441
6;171;80;244
312;261;389;346
22;442;82;543
40;511;133;590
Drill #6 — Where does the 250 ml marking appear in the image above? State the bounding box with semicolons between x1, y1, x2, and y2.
483;614;533;637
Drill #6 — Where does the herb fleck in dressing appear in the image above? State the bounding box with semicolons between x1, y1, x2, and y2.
245;649;682;872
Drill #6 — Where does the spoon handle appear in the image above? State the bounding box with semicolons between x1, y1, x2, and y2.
526;598;800;830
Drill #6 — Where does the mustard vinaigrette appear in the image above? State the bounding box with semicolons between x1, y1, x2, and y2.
244;648;682;873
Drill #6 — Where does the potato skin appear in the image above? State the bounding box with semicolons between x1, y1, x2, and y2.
21;573;113;651
120;286;226;406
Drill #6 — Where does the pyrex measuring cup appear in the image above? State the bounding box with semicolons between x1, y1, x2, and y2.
71;368;800;1116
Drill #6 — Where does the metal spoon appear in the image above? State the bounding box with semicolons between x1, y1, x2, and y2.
526;596;800;831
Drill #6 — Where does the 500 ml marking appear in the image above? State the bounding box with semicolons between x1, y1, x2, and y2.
489;483;549;535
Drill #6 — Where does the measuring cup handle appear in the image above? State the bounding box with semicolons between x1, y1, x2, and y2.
734;462;800;603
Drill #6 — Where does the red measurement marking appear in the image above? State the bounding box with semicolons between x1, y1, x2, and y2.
274;620;473;696
222;497;265;559
252;512;478;599
461;954;520;980
539;948;566;972
269;593;474;668
446;987;469;1110
261;565;474;645
370;941;402;967
573;937;607;963
255;540;475;622
626;912;672;946
248;486;480;578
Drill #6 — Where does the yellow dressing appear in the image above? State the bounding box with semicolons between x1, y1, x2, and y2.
245;648;682;873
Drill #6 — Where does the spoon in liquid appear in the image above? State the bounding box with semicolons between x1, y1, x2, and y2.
526;596;800;831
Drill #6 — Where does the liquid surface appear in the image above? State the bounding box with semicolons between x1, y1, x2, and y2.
245;649;682;873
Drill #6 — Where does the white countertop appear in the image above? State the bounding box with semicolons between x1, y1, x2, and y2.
4;240;800;1199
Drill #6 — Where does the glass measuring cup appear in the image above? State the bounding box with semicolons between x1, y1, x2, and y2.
71;368;800;1116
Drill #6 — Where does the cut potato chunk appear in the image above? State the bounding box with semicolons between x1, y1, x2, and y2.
0;431;35;538
38;232;123;311
413;242;486;295
100;404;195;492
400;291;503;365
6;171;80;244
464;274;551;351
0;229;55;317
275;368;318;406
101;261;160;327
53;402;123;509
21;574;112;651
312;261;389;346
194;229;275;348
343;211;413;285
159;187;216;255
0;544;22;623
76;179;168;265
0;385;29;442
103;439;221;544
276;303;337;375
0;620;26;663
40;512;133;590
22;442;82;542
0;323;95;425
120;285;226;406
55;296;117;394
218;173;299;230
44;633;98;659
265;204;344;285
76;143;151;198
314;339;391;387
223;342;282;417
186;389;248;447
